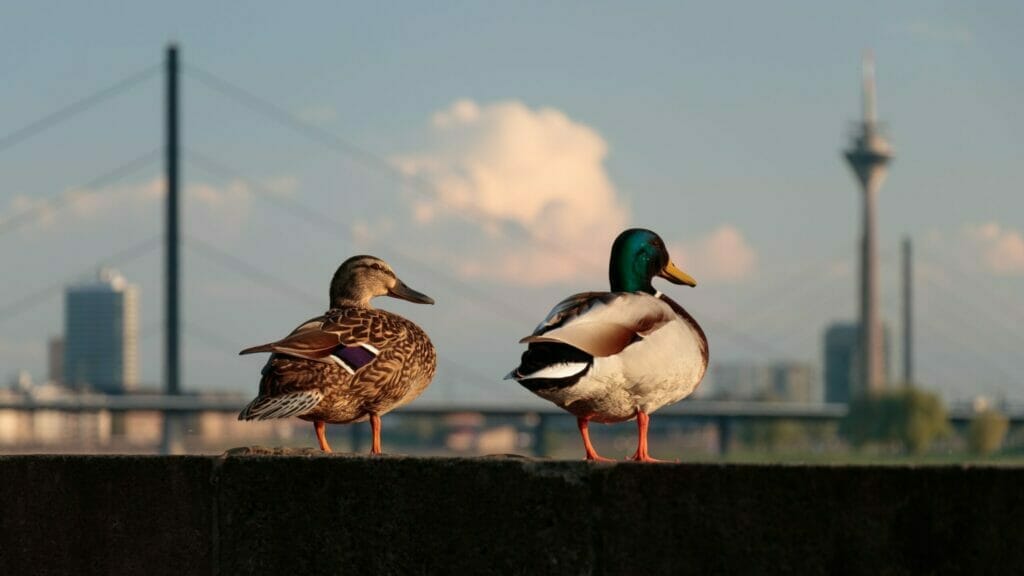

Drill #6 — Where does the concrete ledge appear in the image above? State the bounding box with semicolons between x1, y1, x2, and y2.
1;451;1021;575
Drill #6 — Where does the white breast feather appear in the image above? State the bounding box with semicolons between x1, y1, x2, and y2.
534;293;706;422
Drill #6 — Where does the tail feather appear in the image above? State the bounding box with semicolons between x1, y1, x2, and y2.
509;342;593;392
238;390;323;421
515;362;590;381
239;343;276;356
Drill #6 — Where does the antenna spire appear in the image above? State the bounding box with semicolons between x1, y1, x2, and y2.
862;50;877;124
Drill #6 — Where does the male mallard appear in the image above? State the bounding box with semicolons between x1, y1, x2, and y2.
238;255;436;454
506;228;708;462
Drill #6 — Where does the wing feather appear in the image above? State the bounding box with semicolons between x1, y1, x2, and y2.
239;308;427;415
521;292;675;358
239;319;341;362
239;310;386;365
530;292;613;335
520;323;639;357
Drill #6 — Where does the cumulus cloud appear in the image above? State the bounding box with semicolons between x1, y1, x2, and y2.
960;222;1024;276
377;99;760;287
391;99;628;284
670;225;758;283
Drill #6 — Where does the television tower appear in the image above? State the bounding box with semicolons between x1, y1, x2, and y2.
844;51;892;397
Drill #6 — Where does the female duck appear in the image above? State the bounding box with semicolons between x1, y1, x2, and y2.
507;228;708;462
239;255;436;454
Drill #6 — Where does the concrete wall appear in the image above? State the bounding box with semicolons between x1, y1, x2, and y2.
1;450;1021;575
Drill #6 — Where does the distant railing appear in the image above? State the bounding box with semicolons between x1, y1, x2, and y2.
5;394;1022;422
0;394;849;417
2;395;1020;456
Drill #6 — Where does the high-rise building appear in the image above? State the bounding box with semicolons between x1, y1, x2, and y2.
47;337;63;385
843;52;893;398
63;269;139;393
823;321;891;403
709;361;815;403
824;324;857;404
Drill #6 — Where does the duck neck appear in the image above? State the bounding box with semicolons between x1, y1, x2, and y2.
329;280;374;307
329;292;374;310
329;267;376;309
609;267;656;294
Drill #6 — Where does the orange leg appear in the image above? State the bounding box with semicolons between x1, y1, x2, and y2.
314;420;332;453
370;414;382;455
578;417;615;462
630;410;668;463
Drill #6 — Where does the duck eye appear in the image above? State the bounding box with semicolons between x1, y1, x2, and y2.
369;263;395;277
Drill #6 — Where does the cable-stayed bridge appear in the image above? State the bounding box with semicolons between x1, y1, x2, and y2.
2;45;1022;453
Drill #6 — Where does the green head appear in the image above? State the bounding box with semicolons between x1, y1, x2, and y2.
608;228;697;294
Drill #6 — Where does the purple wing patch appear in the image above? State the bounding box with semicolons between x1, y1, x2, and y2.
330;344;378;374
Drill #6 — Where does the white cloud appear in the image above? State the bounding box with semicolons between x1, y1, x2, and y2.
377;99;758;287
2;179;162;232
5;195;57;228
185;179;252;228
391;99;628;284
431;99;481;127
961;222;1024;276
2;175;299;235
923;222;1024;278
670;225;758;283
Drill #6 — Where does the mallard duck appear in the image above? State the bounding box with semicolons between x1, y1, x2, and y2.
506;228;708;462
238;255;436;454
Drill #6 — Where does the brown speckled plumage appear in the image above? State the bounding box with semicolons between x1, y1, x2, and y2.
238;255;436;452
247;308;436;424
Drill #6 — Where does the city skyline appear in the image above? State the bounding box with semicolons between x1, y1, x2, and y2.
0;3;1021;405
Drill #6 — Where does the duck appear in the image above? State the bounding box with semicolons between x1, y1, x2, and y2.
238;255;436;454
506;228;708;462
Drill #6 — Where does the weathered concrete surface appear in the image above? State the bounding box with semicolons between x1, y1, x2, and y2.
1;451;1022;575
0;455;214;575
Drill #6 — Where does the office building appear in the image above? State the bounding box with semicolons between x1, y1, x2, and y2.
63;269;139;393
823;321;891;403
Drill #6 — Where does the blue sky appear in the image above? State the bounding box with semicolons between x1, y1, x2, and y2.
1;1;1022;405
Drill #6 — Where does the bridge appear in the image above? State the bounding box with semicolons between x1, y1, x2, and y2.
3;395;1020;455
3;44;1020;459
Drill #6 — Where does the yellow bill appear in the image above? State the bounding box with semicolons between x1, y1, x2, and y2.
659;261;697;287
